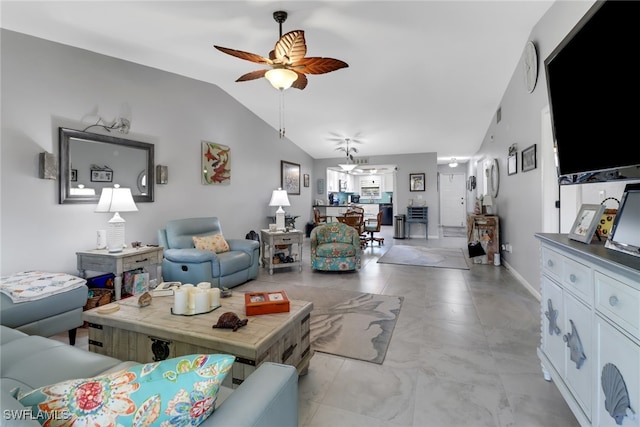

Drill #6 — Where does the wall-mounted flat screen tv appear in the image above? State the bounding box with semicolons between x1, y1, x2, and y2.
545;0;640;184
605;183;640;258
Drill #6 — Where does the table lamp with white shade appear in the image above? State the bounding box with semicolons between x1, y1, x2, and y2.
269;187;290;231
95;184;138;252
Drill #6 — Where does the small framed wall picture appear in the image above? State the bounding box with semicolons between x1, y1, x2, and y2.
303;173;310;187
521;144;537;172
409;173;425;192
568;203;606;243
281;160;300;195
507;155;517;175
70;169;78;182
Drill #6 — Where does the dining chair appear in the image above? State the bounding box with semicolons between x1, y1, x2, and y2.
363;210;384;246
313;208;328;226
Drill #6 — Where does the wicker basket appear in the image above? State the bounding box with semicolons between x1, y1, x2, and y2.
84;288;112;311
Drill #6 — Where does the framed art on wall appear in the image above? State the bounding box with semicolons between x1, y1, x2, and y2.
201;141;230;185
303;174;310;187
281;161;300;195
521;144;537;172
507;155;517;175
409;173;425;192
568;203;606;243
90;167;113;182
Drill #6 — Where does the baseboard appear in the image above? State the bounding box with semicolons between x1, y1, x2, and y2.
502;259;541;301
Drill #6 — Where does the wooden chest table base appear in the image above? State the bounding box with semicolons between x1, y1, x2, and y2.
82;293;313;387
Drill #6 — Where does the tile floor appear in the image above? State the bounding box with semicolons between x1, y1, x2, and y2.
57;225;580;427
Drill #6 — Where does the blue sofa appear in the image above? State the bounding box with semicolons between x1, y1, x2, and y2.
158;217;259;288
0;326;299;426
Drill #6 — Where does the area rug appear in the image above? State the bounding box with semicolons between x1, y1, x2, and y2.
377;245;470;270
239;283;402;364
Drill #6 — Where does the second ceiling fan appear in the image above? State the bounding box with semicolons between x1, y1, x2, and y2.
214;11;348;90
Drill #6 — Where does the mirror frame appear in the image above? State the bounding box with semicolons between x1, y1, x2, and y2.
58;127;155;204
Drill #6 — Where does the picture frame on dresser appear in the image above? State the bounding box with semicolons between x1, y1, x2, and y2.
604;182;640;258
569;203;606;243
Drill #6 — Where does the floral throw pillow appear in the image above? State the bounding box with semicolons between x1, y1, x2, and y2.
193;234;230;254
18;353;235;426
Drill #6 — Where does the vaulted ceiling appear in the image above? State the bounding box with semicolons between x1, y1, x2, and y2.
0;1;554;164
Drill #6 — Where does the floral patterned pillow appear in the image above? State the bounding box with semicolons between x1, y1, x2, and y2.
18;353;235;426
193;234;230;253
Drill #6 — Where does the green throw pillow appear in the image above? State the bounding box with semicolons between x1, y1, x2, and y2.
18;353;235;426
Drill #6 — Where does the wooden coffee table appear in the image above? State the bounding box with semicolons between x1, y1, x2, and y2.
82;291;313;387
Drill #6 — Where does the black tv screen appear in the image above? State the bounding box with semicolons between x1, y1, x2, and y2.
545;0;640;183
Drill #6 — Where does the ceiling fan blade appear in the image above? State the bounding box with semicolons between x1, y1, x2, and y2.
235;69;268;82
214;45;272;65
291;57;349;75
290;72;308;90
273;30;307;65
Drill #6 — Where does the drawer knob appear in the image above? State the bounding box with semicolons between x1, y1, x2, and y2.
609;295;619;307
547;260;554;267
569;274;577;283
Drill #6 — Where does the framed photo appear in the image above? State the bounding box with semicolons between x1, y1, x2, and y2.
521;144;537;172
281;160;300;195
507;155;517;175
90;168;113;182
409;173;425;192
569;203;606;243
303;173;310;188
70;169;78;182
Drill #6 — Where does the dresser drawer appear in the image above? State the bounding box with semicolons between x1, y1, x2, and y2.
542;247;563;282
562;258;593;304
595;271;640;340
123;252;161;271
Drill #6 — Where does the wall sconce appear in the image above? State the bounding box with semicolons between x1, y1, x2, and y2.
156;165;168;184
39;152;57;180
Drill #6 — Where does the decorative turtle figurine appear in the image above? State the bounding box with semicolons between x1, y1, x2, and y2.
212;312;248;332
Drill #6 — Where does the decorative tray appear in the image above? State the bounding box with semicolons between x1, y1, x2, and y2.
170;305;221;316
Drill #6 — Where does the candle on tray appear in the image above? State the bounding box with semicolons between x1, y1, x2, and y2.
194;289;209;314
209;287;221;309
173;288;188;315
197;282;211;290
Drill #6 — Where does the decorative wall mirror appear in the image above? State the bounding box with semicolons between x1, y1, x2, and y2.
58;127;154;204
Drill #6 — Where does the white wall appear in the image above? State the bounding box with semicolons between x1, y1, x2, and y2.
1;30;314;275
471;0;640;293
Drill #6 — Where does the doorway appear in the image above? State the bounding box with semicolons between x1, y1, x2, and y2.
439;172;466;227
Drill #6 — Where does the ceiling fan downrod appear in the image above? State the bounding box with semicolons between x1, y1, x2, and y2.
273;11;288;38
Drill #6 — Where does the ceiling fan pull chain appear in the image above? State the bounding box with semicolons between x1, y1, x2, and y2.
279;90;286;139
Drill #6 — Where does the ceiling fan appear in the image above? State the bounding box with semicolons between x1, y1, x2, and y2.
214;11;349;90
336;138;361;172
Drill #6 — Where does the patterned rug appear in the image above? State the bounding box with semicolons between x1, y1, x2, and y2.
238;283;402;364
377;246;470;270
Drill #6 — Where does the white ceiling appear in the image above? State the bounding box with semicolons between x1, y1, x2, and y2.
0;1;554;164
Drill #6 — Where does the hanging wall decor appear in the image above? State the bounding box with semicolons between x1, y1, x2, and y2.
281;160;300;195
202;141;230;185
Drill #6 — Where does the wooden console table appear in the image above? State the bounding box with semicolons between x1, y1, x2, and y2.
467;215;499;265
77;246;163;300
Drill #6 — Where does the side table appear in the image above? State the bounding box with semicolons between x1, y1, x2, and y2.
260;229;303;275
77;246;164;300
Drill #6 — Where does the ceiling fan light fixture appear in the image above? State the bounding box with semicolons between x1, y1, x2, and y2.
338;163;358;172
265;68;298;90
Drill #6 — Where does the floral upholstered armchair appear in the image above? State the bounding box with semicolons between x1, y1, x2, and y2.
310;222;361;271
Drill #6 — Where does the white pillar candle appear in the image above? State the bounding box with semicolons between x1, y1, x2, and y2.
194;289;209;314
186;288;196;311
209;288;221;309
173;288;188;315
197;282;211;290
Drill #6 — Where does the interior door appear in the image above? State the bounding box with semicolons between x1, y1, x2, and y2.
440;172;466;227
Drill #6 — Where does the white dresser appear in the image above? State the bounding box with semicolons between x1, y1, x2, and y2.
536;233;640;426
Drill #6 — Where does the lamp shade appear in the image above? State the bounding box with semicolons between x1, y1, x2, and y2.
482;195;493;206
95;184;138;213
265;69;298;90
269;188;290;207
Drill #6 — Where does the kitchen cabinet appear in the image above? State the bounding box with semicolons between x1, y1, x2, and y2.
383;172;394;192
536;233;640;427
327;169;339;192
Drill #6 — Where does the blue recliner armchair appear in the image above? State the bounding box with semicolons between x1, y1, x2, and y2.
158;217;259;288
